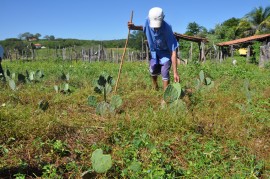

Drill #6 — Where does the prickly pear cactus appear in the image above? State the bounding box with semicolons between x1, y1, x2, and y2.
8;79;16;91
163;83;182;103
195;70;214;91
90;74;122;115
199;70;205;83
110;95;122;110
39;100;49;111
96;101;112;116
91;149;112;173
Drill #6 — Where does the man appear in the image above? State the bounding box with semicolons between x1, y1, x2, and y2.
0;45;4;75
128;7;180;91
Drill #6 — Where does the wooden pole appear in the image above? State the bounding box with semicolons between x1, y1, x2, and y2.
114;11;133;92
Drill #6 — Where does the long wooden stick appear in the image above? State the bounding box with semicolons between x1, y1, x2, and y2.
114;11;133;92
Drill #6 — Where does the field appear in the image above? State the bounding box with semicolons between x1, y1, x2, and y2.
0;57;270;178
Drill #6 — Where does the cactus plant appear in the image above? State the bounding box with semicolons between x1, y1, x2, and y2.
96;101;112;116
54;83;71;94
195;70;214;91
91;149;112;173
110;95;123;110
88;74;122;116
163;83;182;103
8;79;16;91
39;100;49;111
61;72;70;81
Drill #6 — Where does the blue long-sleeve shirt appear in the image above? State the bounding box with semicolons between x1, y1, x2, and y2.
143;19;179;64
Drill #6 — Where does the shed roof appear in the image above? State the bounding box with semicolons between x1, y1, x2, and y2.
174;33;208;43
217;34;270;46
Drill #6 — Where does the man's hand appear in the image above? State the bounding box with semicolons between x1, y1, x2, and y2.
127;22;143;31
128;21;134;29
174;73;180;83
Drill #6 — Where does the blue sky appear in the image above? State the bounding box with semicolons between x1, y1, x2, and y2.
1;0;269;40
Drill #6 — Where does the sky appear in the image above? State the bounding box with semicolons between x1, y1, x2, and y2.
1;0;269;41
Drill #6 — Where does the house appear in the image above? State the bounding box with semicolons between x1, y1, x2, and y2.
34;44;42;49
28;37;37;41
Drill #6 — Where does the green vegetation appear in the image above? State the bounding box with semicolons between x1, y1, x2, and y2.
0;57;269;178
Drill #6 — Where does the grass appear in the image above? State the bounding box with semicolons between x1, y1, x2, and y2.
0;57;269;178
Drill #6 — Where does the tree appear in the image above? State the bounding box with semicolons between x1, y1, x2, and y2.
185;22;208;37
34;33;41;40
19;32;33;40
44;35;50;40
214;18;241;40
44;35;55;40
185;22;201;35
236;6;270;36
49;35;55;40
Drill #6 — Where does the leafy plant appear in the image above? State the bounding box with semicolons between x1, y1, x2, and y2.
52;140;70;156
42;164;60;178
13;173;26;179
91;148;112;173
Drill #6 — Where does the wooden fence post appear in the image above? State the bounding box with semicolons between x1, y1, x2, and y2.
246;45;250;62
189;42;193;62
259;45;267;68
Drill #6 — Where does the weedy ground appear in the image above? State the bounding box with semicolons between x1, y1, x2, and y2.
0;57;269;178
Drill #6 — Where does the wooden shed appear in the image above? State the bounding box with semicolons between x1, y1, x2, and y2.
174;33;208;62
216;34;270;61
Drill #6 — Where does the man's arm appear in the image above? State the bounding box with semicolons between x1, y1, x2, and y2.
128;22;143;31
171;51;180;83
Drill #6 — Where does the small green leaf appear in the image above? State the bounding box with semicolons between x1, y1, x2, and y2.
97;75;106;86
94;86;102;94
30;72;35;81
199;70;205;82
195;78;201;90
205;77;212;85
18;74;26;83
110;95;122;109
35;70;44;80
54;85;59;93
11;73;16;80
105;83;112;94
64;83;69;92
96;102;111;116
8;79;16;91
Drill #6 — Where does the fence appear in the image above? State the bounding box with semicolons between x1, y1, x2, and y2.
3;44;147;63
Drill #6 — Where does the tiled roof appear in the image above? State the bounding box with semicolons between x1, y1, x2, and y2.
217;34;270;46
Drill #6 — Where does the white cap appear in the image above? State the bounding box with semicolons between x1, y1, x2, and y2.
148;7;164;28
